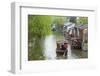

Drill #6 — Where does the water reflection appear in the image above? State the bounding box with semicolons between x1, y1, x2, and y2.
44;35;56;59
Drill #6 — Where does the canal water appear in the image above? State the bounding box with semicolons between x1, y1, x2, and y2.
44;35;57;59
44;35;87;60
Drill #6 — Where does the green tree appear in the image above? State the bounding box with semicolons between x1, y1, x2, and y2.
52;16;65;25
77;17;88;25
52;17;66;33
28;15;52;60
69;17;77;23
